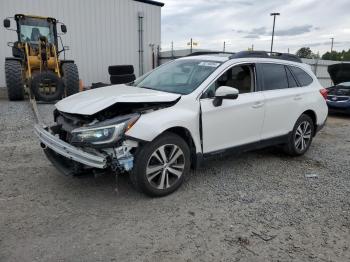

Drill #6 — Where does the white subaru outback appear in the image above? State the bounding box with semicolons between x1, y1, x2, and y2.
35;51;328;197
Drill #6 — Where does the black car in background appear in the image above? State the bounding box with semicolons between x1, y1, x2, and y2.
327;63;350;114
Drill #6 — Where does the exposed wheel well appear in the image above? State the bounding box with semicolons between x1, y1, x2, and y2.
302;110;317;135
163;127;197;168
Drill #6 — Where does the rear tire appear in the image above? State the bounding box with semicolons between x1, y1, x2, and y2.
284;114;314;156
61;63;80;96
131;132;191;197
5;60;24;101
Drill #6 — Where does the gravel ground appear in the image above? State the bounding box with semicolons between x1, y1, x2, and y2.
0;99;349;262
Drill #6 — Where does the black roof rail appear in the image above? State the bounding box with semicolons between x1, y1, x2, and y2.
230;51;302;63
186;51;235;57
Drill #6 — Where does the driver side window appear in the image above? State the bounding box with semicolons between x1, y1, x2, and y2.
203;64;255;98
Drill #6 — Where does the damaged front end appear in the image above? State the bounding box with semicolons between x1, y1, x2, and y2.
35;113;139;175
35;100;177;176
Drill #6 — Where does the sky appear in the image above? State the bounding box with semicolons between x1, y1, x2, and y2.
160;0;350;55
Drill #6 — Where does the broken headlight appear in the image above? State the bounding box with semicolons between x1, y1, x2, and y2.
71;114;139;145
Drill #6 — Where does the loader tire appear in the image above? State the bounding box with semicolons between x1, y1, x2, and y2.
5;59;25;101
62;63;80;96
108;65;134;75
31;71;65;102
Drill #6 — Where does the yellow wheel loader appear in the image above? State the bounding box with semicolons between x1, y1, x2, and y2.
3;14;79;101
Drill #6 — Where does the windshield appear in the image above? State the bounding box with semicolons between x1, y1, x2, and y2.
132;59;222;94
18;17;55;44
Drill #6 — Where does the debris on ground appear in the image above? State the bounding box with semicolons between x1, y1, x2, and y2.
305;173;319;179
252;231;277;242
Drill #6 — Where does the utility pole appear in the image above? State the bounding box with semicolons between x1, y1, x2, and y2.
270;12;280;53
330;37;334;53
223;41;226;52
156;45;160;67
190;38;193;54
252;44;254;51
171;41;174;58
149;43;155;69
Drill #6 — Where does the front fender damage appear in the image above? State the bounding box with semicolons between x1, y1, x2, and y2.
41;97;179;176
101;139;139;172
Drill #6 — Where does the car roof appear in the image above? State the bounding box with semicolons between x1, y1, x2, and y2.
179;50;303;65
179;55;306;67
179;55;230;62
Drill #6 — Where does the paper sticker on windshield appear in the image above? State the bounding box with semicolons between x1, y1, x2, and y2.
198;62;220;67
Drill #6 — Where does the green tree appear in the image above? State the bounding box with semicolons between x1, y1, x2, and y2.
296;47;313;58
342;49;350;61
322;49;350;61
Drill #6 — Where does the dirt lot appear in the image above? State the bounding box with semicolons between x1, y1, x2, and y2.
0;99;349;262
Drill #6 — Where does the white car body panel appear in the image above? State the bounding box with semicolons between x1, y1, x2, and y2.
260;85;327;140
200;92;265;153
125;96;202;153
260;87;305;139
55;84;181;115
256;61;328;140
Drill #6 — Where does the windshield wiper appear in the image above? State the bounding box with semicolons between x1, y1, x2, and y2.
138;86;185;95
140;86;157;91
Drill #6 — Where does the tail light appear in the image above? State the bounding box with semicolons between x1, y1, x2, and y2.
319;88;328;100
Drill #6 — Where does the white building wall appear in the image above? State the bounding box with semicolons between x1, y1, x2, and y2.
0;0;161;86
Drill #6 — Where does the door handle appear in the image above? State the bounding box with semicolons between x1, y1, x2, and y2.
252;101;264;108
294;95;302;100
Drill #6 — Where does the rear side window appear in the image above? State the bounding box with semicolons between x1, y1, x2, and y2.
285;67;298;88
260;63;289;90
289;66;313;86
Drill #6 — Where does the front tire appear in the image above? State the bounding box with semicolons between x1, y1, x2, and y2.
284;114;314;156
31;71;65;102
5;60;25;101
131;132;191;197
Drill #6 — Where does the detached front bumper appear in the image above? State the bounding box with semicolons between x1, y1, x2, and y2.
34;124;107;169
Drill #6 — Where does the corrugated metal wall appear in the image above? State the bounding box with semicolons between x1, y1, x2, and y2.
0;0;161;86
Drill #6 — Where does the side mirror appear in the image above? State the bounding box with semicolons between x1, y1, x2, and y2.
3;18;10;28
61;24;67;33
213;86;239;107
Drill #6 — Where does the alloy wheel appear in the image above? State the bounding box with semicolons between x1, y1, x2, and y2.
294;121;312;152
146;144;185;190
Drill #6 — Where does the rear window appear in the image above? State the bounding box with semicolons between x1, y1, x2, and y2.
289;66;313;86
260;63;289;90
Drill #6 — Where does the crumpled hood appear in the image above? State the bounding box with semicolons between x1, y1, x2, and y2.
328;63;350;85
55;84;181;115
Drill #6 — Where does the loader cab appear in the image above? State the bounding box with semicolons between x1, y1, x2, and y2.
4;14;67;49
14;14;58;47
